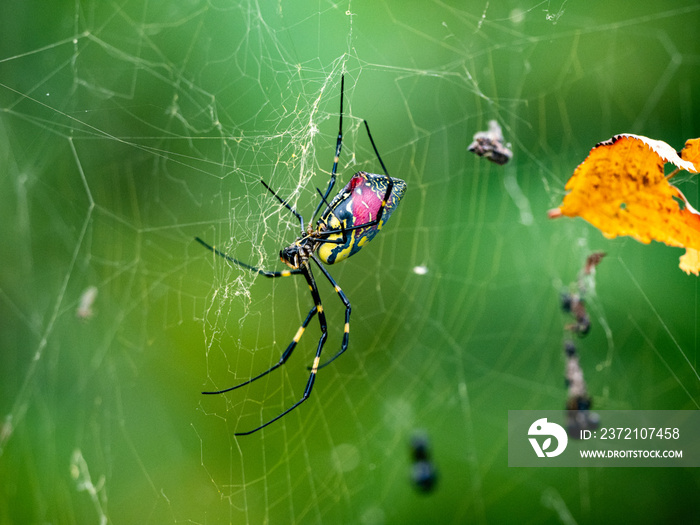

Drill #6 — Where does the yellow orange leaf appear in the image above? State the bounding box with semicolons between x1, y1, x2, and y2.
681;138;700;171
548;134;700;275
680;248;700;276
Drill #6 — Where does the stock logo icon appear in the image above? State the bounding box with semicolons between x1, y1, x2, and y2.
528;418;568;458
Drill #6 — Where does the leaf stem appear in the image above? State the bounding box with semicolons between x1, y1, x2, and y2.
665;167;681;181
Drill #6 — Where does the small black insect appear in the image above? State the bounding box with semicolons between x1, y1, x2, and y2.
409;432;438;493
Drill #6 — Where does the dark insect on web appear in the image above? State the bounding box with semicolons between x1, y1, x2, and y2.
560;253;605;438
409;432;438;493
467;119;513;165
196;75;407;436
560;251;605;336
563;340;600;437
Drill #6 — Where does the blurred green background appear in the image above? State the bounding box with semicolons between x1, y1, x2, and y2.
1;1;699;523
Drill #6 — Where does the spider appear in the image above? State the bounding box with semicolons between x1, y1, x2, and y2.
196;75;407;435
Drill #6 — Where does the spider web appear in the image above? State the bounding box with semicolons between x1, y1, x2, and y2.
1;1;700;523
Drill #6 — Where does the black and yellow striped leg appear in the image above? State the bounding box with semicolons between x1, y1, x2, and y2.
233;264;329;435
201;304;318;395
312;256;351;369
195;237;301;278
312;74;344;222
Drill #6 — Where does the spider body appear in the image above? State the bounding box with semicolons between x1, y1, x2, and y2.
317;171;406;264
197;76;406;435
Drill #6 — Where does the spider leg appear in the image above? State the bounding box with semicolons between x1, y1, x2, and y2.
310;255;350;369
363;118;390;177
202;304;318;395
259;179;305;230
312;74;344;222
195;237;302;277
234;263;329;435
